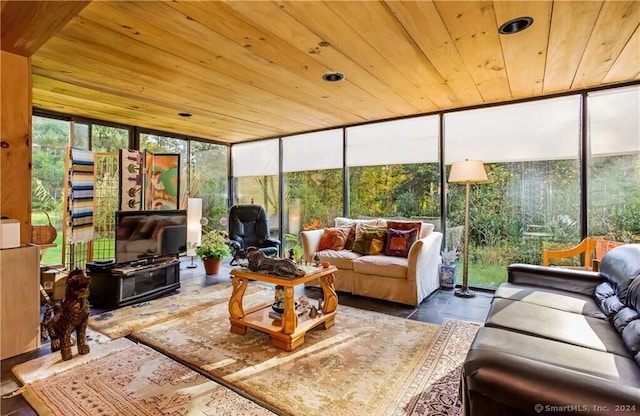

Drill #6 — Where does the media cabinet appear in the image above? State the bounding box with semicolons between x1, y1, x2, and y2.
87;257;180;308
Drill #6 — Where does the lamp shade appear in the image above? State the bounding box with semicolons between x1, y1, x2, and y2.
448;160;488;183
186;198;203;257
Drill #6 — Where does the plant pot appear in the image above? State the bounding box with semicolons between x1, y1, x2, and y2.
203;257;222;275
439;263;456;290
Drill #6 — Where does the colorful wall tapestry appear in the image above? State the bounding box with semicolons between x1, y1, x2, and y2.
67;147;95;243
119;149;143;211
144;151;180;210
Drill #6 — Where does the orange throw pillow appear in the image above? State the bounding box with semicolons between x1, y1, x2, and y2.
319;227;350;251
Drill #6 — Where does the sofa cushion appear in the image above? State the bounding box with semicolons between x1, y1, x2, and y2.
318;227;349;251
469;327;640;385
464;329;640;414
317;249;360;270
352;225;387;255
353;255;408;279
384;227;418;258
486;298;630;357
343;224;356;250
494;282;606;319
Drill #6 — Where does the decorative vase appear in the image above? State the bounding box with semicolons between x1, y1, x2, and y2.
203;257;222;275
439;263;456;290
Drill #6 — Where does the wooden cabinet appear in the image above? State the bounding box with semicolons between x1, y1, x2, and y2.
1;245;40;359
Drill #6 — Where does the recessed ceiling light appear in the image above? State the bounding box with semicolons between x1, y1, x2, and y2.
323;72;344;82
498;17;533;35
178;112;192;118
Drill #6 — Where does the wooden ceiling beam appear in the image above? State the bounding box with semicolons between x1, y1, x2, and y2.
1;0;91;56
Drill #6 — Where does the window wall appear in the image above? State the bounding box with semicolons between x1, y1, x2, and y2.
189;141;229;230
32;114;230;265
231;139;280;238
444;96;581;287
282;130;344;256
32;116;134;264
587;86;640;241
32;116;70;265
228;84;638;290
347;116;441;227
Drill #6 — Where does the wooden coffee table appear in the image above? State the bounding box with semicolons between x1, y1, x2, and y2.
228;266;338;351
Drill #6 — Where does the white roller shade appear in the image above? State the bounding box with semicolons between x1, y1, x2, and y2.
444;96;581;164
232;139;279;177
283;129;343;172
589;86;640;156
346;115;439;166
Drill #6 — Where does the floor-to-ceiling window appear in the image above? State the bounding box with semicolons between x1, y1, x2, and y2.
33;113;230;264
444;96;581;287
587;85;640;242
32;116;70;265
282;129;344;257
231;139;280;239
346;116;441;228
189;140;229;229
32;116;133;264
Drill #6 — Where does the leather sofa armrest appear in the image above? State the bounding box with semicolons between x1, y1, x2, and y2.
300;229;324;262
508;263;604;296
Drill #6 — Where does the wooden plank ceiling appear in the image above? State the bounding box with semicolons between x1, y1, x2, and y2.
3;0;639;144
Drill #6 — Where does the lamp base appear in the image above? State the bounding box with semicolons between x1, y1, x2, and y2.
454;287;476;298
186;256;198;269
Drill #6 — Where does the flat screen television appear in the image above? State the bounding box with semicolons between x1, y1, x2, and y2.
114;210;187;265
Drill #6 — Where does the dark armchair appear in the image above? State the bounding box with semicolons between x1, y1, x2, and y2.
227;204;280;266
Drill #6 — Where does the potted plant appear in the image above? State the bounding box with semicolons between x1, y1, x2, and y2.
439;247;459;290
196;229;231;275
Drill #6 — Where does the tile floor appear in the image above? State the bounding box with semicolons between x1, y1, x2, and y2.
1;258;494;415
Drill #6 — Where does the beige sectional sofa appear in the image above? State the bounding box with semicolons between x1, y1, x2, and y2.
300;217;443;306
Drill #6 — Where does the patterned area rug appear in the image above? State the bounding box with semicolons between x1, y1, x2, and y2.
13;337;276;416
87;282;267;339
383;318;480;415
131;290;481;416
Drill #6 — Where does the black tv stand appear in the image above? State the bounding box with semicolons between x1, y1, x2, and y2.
87;257;180;308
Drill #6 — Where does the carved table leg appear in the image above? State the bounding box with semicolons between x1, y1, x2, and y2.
282;285;298;335
320;273;338;314
229;277;248;335
320;272;338;329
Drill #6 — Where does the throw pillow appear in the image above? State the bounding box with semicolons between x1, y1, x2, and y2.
384;227;418;258
318;227;349;251
386;220;423;237
352;225;387;255
343;224;356;250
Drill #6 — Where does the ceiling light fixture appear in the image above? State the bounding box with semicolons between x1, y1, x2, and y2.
178;112;192;118
322;72;344;82
498;17;534;35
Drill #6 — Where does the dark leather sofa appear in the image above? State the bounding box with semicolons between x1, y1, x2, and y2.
460;244;640;415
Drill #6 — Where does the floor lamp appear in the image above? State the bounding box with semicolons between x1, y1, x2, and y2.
448;160;488;298
186;198;203;269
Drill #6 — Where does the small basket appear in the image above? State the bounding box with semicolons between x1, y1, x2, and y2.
32;211;57;245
